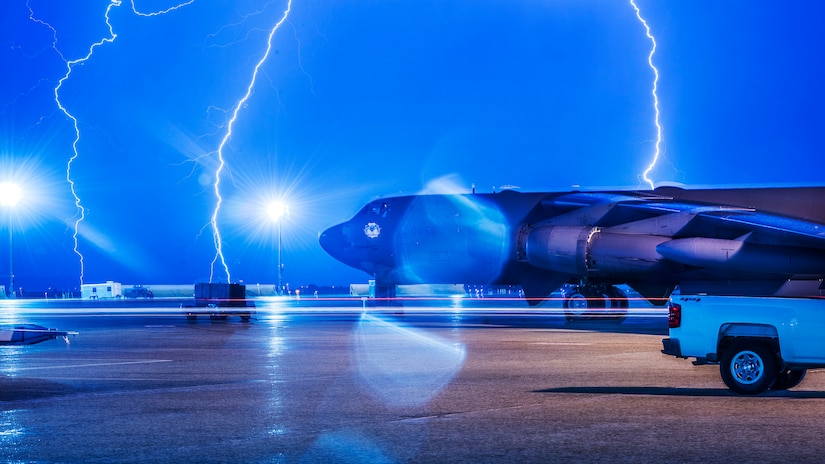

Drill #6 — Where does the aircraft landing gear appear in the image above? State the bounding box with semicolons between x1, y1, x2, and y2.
563;284;628;322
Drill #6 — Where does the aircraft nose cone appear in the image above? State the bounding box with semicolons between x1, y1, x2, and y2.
319;223;346;259
320;221;381;274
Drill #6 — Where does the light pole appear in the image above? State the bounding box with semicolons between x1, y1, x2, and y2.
0;182;21;298
268;201;289;296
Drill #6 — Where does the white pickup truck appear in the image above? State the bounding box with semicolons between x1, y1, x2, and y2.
661;294;825;394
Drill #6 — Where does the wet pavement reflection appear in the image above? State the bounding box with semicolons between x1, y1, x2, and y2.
0;300;673;462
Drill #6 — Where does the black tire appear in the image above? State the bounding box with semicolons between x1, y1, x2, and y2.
564;286;627;322
771;369;807;391
563;290;591;321
720;341;777;395
604;286;628;322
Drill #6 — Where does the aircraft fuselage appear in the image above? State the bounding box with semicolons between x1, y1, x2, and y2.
320;186;825;303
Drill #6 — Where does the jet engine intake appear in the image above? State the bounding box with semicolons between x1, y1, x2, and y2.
521;225;673;277
521;225;590;275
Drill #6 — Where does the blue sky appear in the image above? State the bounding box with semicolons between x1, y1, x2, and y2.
1;0;824;292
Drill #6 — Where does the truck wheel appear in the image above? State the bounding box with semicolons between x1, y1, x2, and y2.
771;369;806;391
720;341;777;395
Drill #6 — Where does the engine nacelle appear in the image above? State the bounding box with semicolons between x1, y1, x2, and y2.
520;225;674;278
521;225;590;275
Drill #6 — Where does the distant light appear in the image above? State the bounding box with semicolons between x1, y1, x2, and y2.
0;182;21;207
268;201;289;221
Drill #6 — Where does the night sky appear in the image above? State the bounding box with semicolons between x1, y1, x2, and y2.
2;0;824;293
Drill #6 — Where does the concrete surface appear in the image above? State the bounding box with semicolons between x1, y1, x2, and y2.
1;303;824;463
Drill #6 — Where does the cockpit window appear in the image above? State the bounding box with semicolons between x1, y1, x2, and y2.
368;202;390;218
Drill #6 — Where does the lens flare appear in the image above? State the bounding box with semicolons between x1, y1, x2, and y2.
354;313;466;408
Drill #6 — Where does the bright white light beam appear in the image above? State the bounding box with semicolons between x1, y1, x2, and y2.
630;0;663;190
209;0;294;283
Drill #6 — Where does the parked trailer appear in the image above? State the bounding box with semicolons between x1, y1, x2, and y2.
183;304;255;322
182;283;256;322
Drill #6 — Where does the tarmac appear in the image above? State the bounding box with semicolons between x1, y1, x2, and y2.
2;298;825;463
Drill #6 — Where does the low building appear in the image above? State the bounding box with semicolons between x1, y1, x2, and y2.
81;281;122;299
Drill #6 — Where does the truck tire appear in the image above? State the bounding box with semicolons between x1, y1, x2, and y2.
771;369;806;391
720;341;777;395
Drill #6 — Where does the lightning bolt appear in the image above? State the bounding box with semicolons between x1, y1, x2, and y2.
50;0;121;287
129;0;195;16
209;0;294;283
30;0;197;286
630;0;663;190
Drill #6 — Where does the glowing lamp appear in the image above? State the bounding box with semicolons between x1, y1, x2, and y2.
0;182;21;207
268;201;289;221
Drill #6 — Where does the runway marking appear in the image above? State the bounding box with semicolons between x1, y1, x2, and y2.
9;360;173;371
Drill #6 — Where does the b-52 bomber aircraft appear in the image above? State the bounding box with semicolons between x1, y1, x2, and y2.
320;185;825;311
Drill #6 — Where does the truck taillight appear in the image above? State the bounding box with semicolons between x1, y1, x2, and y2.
668;301;682;328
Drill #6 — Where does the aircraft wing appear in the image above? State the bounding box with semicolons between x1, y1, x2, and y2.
698;209;825;246
0;324;76;346
615;200;825;247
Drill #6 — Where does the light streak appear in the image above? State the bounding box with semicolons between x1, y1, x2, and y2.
30;0;197;286
630;0;663;190
209;0;294;283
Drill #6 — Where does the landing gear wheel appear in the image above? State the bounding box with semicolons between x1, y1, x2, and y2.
720;341;777;395
563;285;627;322
604;286;628;322
771;369;806;391
563;289;594;321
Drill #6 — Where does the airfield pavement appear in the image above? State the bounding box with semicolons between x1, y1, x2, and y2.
2;297;825;463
